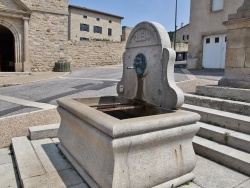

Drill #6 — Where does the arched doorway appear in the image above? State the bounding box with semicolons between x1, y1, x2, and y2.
0;25;15;72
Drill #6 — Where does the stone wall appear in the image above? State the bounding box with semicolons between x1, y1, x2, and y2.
29;12;68;71
19;0;69;71
65;40;126;68
20;0;68;13
171;42;189;52
121;26;133;42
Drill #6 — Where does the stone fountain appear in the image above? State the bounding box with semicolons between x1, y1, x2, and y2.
57;21;200;188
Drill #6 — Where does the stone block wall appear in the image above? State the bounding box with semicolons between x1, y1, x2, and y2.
20;0;68;13
19;0;69;71
29;12;68;71
171;42;188;52
121;26;133;42
64;40;126;68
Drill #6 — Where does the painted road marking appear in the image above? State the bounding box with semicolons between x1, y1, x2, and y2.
181;69;197;80
0;95;56;110
59;77;120;82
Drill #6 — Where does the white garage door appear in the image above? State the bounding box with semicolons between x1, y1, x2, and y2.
202;34;226;69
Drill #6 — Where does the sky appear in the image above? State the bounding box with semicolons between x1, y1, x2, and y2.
68;0;191;32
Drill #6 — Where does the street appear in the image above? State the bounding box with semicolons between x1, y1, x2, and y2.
0;66;223;118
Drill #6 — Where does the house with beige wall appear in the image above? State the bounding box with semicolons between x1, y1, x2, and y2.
69;5;123;42
187;0;244;69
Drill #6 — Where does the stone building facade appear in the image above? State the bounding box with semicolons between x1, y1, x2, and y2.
0;0;68;72
187;0;244;69
0;0;124;72
69;5;123;42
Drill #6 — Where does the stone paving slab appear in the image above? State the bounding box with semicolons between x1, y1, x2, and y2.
0;162;20;188
178;182;202;188
0;148;20;188
31;138;72;173
0;148;12;165
12;136;88;188
23;169;86;188
235;179;250;188
12;137;46;181
193;156;249;188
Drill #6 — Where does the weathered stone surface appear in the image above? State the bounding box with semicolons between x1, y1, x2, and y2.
31;138;72;173
0;163;20;188
245;48;250;67
0;148;12;165
237;0;250;13
57;21;200;188
57;96;200;188
196;85;250;102
235;179;250;188
117;21;184;109
11;137;46;181
227;28;250;49
184;93;250;116
193;156;249;188
182;103;250;134
65;41;125;69
29;123;60;140
225;48;245;68
220;0;250;88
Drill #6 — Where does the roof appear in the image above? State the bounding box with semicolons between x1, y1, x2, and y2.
69;5;124;19
176;23;189;32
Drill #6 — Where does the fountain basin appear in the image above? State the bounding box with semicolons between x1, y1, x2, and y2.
57;96;200;188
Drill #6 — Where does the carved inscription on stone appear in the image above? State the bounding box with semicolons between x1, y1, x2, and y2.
134;29;151;42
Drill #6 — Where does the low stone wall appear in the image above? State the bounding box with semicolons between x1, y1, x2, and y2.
65;40;126;69
171;42;188;52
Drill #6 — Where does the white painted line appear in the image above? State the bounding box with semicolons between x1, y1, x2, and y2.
0;95;56;110
59;77;120;82
0;109;56;121
181;69;197;80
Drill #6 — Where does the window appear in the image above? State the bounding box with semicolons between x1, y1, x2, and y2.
83;15;87;19
80;37;89;41
80;24;89;32
109;20;112;23
215;37;219;43
94;26;102;34
225;37;227;42
182;35;189;41
206;38;210;44
108;28;112;36
96;18;100;21
212;0;224;11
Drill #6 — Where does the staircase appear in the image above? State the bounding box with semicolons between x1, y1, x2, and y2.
183;90;250;176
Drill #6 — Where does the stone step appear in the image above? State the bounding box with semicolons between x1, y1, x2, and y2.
29;123;60;140
182;104;250;134
11;136;46;187
193;136;250;176
197;122;250;153
196;85;250;103
184;93;250;116
12;136;88;188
